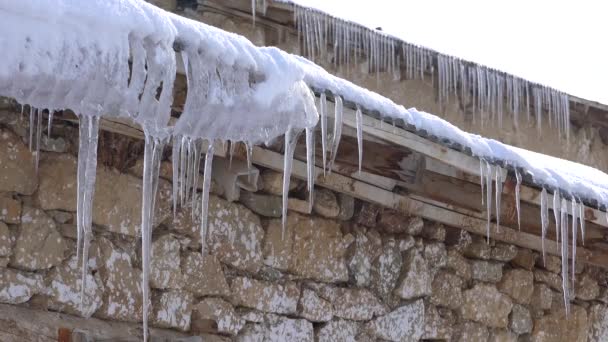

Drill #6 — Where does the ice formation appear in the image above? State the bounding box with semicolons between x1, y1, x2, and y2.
2;0;606;332
285;1;571;139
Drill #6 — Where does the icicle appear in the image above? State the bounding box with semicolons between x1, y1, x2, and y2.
179;136;187;206
560;198;570;315
571;198;578;294
140;134;165;342
485;162;492;243
540;188;549;265
495;166;502;231
553;191;561;248
229;141;236;169
515;170;522;230
355;106;363;173
47;110;54;136
328;95;343;173
245;142;253;171
29;107;35;152
200;143;215;256
251;0;256;24
579;203;586;245
479;159;485;206
171;136;180;218
305;127;315;212
190;140;202;217
35;109;42;173
320;93;328;175
282;128;300;239
75;115;100;313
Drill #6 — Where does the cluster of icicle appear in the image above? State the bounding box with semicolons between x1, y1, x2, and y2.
480;159;586;314
0;1;329;340
288;3;571;139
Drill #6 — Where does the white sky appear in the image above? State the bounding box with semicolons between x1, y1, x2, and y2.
291;0;608;105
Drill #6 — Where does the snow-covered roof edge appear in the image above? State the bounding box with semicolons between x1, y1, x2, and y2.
270;0;577;138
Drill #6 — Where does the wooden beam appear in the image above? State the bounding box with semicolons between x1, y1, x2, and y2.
241;144;608;268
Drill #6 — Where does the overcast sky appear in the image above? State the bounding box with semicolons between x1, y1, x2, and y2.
291;0;608;105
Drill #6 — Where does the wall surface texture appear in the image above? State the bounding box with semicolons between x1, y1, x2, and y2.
0;103;607;341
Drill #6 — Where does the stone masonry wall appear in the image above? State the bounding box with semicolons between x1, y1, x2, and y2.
1;102;608;341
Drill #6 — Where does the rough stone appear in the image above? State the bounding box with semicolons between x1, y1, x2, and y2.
239;191;281;218
150;234;183;290
471;260;503;283
0;194;21;224
347;228;382;287
152;290;193;331
355;202;381;228
297;288;333;322
37;154;172;236
423;305;452;340
460;283;513;328
313;189;340;218
446;248;472;280
575;273;600;301
531;283;553;310
378;210;423;235
316;319;359;342
182;252;230;298
336;193;355;221
444;227;472;252
422;222;446;241
48;210;72;224
424;242;447;269
365;300;425;342
10;207;67;271
45;256;103;318
329;287;386;321
263;213;349;283
588;304;608;342
537;254;562;273
498;268;534;304
0;128;36;195
398;235;415;252
463;238;491;260
0;222;10;258
172;194;264;273
511;248;537;270
191;297;244;336
531;305;588;342
453;322;489;342
509;304;532;334
490;329;518;342
237;317;313;342
93;237;145;322
260;169;299;196
491;243;518;261
394;248;431;300
534;269;563;292
431;271;464;310
230;277;299;315
0;268;43;304
370;239;402;302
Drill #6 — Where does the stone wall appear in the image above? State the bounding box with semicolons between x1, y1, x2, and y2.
0;105;608;341
188;7;608;172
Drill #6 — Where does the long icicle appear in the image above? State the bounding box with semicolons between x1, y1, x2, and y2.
485;161;492;243
320;93;328;176
305;127;315;213
78;115;100;312
200;142;215;257
355;105;363;173
35;109;42;173
282;128;300;239
140;134;165;342
571;199;578;294
540;188;549;265
328;95;343;174
495;166;502;232
171;136;180;218
479;159;485;206
560;197;570;315
553;191;561;248
515;170;522;230
579;203;586;245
